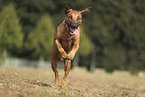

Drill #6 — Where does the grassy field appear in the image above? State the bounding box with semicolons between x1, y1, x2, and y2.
0;67;145;97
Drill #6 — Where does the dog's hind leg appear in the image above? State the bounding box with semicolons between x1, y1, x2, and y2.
62;60;71;89
51;59;59;86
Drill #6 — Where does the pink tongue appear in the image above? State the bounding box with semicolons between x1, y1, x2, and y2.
70;28;79;35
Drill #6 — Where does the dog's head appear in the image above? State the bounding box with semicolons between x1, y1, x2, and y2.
64;6;92;35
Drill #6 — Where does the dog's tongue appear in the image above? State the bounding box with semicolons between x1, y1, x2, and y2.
70;28;79;35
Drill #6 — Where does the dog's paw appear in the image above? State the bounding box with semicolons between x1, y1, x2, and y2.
61;51;67;59
67;53;75;60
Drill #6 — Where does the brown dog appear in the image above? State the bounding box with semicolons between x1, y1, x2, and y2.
51;6;92;89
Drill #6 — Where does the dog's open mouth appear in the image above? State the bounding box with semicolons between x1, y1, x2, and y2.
69;27;79;35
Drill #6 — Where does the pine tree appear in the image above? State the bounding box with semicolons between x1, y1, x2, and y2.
26;14;55;60
79;26;94;56
77;26;95;70
0;3;23;66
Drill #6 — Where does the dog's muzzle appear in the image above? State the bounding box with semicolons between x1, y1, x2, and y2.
67;22;80;35
70;23;78;29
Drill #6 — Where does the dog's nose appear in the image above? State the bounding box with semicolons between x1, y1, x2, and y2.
71;23;78;29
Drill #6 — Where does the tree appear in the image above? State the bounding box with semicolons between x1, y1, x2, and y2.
0;0;145;73
26;14;55;60
84;0;145;73
0;3;23;66
78;26;94;56
77;26;94;70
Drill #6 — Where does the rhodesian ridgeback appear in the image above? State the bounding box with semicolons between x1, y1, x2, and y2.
51;5;92;89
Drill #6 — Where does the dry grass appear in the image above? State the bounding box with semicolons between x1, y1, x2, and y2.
0;67;145;97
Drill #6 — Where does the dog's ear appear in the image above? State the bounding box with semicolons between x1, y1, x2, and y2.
64;5;72;14
80;6;93;13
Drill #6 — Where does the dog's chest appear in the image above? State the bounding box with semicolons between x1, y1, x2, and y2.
60;38;73;52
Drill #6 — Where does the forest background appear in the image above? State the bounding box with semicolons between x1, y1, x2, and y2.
0;0;145;74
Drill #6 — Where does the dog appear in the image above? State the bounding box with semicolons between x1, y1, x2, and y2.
51;5;92;89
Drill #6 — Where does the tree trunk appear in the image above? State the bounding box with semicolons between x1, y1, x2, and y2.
2;48;7;67
38;55;44;67
72;55;79;69
90;49;96;72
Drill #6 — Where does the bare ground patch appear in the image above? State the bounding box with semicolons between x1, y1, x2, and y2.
0;67;145;97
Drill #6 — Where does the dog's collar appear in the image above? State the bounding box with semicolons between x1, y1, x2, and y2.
67;36;73;41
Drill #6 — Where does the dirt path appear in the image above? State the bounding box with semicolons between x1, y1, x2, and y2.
0;67;145;97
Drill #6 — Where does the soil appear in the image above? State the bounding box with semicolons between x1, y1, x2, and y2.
0;67;145;97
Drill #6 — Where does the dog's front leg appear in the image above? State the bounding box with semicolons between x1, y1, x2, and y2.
55;39;67;58
67;40;79;60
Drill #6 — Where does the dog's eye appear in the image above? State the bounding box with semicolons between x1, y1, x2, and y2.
77;16;81;21
68;16;72;19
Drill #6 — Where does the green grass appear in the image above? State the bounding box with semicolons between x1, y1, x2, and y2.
42;89;50;95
